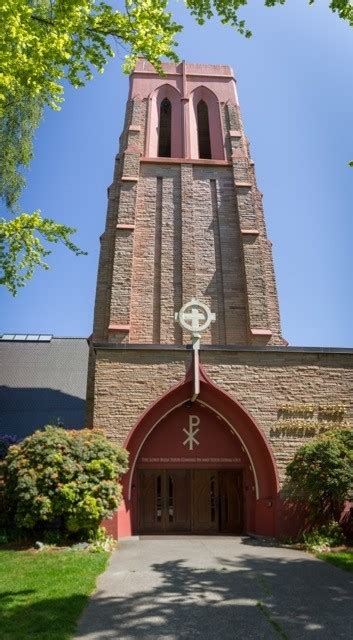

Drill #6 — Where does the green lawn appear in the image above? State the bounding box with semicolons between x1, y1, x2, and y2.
0;549;109;640
317;550;353;573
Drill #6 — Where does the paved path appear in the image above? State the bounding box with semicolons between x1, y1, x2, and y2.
75;537;353;639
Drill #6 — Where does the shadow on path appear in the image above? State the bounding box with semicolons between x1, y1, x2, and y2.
73;538;353;639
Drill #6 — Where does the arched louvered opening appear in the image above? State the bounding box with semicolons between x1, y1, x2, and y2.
197;100;212;159
158;98;172;157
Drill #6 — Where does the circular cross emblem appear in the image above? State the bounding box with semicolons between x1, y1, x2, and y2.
175;298;216;336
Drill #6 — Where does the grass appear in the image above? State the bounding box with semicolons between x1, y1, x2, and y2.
256;574;289;640
317;549;353;573
0;548;109;640
256;601;289;640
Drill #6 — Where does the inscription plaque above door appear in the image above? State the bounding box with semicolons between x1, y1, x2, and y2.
137;404;245;468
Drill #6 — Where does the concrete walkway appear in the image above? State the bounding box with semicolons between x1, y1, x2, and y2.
75;537;353;639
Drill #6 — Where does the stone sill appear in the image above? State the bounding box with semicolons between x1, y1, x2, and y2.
242;229;259;236
116;224;135;231
251;329;272;337
108;324;130;332
140;157;231;167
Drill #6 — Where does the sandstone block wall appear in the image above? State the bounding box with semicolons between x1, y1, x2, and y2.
91;347;353;482
90;62;285;348
128;163;250;344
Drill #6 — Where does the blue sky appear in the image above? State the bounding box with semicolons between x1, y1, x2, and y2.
1;1;353;347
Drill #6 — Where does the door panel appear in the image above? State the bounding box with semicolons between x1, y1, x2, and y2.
138;468;244;534
219;470;243;533
192;470;218;533
139;469;191;533
138;469;164;532
166;470;191;532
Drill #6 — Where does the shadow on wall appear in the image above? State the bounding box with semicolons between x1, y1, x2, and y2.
0;386;86;439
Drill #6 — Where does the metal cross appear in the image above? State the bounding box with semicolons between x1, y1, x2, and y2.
182;306;207;332
175;298;215;337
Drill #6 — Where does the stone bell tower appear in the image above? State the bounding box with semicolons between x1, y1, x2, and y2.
91;59;285;350
87;60;353;540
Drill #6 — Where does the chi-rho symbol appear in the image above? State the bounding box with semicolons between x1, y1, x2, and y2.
183;415;200;451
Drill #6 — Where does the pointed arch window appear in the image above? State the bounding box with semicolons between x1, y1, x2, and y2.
197;100;212;159
158;98;172;157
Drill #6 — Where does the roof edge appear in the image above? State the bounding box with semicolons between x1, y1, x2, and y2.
93;343;353;355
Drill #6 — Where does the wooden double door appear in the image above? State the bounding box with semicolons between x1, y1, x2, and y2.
138;468;243;534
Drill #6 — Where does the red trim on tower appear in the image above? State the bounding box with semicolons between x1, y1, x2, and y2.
108;324;130;332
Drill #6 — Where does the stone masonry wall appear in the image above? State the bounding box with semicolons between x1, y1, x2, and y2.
92;348;353;482
91;62;286;348
87;64;352;495
129;163;249;344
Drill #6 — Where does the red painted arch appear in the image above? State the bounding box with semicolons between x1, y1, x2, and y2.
106;363;280;538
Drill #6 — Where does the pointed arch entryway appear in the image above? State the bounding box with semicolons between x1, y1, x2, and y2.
111;364;279;538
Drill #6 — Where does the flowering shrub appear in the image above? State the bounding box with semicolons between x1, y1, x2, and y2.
0;435;19;460
285;428;353;524
3;426;128;537
302;521;344;552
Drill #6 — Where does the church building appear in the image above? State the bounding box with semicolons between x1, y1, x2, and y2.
87;60;353;539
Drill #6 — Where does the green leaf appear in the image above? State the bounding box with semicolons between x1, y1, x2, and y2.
0;211;87;295
1;1;353;291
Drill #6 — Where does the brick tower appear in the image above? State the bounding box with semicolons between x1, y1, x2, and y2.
88;61;353;539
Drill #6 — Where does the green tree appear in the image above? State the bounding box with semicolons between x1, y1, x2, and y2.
1;1;353;293
3;426;128;537
285;428;353;524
